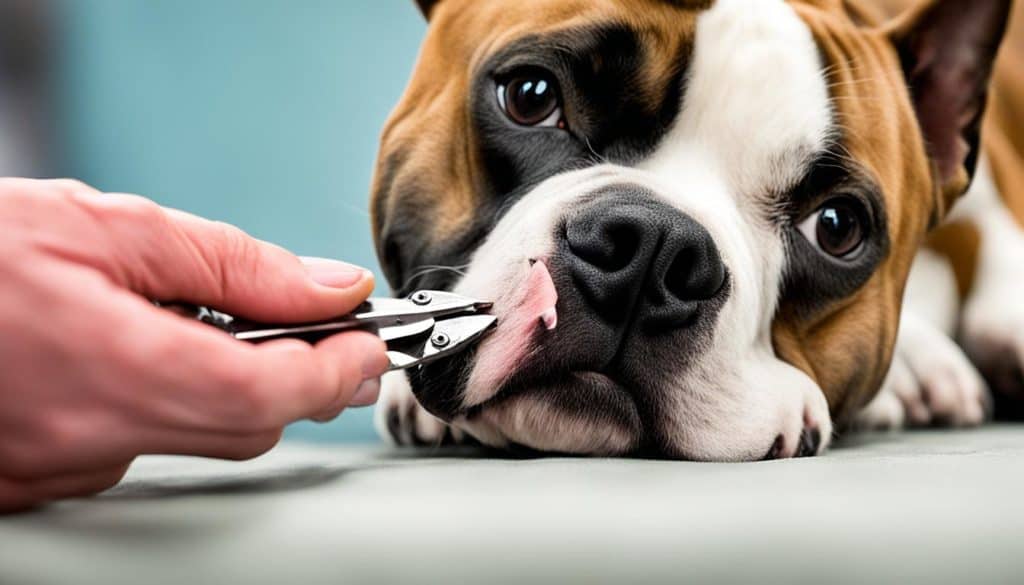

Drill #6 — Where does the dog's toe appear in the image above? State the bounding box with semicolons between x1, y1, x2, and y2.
855;314;990;430
375;372;463;446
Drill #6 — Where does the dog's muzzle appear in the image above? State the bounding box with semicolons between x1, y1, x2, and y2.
561;187;728;338
411;186;733;425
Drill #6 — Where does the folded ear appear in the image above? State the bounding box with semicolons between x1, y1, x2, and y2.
889;0;1012;204
415;0;441;19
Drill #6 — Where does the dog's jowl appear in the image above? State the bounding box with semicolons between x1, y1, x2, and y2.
372;0;1024;460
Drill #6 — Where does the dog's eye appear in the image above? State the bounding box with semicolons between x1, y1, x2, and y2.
497;71;563;128
798;197;866;259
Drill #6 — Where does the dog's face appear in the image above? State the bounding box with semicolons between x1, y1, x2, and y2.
372;0;1009;459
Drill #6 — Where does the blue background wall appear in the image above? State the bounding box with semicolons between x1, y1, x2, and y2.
54;1;426;442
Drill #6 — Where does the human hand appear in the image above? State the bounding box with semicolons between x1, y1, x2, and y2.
0;178;389;512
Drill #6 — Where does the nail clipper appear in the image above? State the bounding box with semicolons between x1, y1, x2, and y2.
160;290;496;371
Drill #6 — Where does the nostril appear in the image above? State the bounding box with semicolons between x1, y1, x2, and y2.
664;248;696;300
663;240;726;302
567;219;641;272
602;223;641;272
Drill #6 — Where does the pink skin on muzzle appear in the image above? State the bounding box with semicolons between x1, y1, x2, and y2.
462;260;558;407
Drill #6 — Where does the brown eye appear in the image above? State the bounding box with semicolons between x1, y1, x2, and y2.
798;197;866;258
497;71;563;127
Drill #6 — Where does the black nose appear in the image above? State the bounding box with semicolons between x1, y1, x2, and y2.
563;191;727;333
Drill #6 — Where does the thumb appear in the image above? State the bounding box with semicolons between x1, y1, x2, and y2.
94;193;376;322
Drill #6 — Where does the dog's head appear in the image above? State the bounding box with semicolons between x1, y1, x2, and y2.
371;0;1011;460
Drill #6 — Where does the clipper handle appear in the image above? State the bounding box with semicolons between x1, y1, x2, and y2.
157;302;238;335
156;301;375;344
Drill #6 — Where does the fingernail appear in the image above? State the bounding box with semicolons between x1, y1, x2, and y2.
349;378;381;407
302;257;371;289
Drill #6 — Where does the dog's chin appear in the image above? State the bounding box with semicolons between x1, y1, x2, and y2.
407;318;651;455
457;370;645;456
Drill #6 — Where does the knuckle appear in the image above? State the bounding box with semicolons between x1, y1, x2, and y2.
39;180;101;215
211;221;257;263
48;178;94;198
72;191;168;235
205;221;263;296
110;194;166;226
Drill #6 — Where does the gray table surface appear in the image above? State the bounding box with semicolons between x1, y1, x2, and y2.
1;426;1022;585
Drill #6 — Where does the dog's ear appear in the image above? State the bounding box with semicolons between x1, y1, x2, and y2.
415;0;441;19
888;0;1012;203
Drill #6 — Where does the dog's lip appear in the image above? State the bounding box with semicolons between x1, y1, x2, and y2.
460;259;560;408
468;369;625;414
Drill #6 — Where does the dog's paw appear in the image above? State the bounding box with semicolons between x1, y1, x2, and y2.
374;372;468;446
961;300;1024;402
853;384;906;431
854;314;991;430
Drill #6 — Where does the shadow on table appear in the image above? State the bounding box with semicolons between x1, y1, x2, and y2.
98;429;911;502
100;446;494;500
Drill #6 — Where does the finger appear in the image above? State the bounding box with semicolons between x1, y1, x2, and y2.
0;463;131;513
244;331;390;424
310;378;381;423
106;292;390;433
71;191;376;322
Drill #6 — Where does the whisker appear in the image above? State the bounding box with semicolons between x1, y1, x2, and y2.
337;200;371;219
583;136;610;166
400;264;471;291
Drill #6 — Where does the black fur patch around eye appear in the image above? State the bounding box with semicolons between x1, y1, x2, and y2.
377;23;692;296
777;149;891;320
477;24;689;193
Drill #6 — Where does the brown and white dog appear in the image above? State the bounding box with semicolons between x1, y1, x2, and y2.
371;0;1024;460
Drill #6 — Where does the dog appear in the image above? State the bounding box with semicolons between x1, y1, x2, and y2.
371;0;1024;461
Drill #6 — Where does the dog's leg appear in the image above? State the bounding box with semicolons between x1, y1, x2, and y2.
374;372;468;446
854;247;990;430
956;160;1024;409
